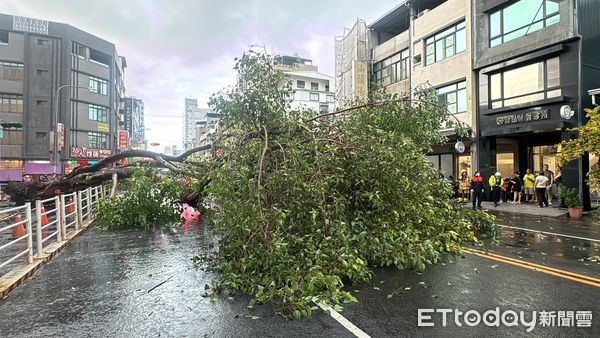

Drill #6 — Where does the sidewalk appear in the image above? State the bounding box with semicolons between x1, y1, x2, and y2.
479;201;568;217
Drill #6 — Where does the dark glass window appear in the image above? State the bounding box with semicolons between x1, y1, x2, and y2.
373;49;409;85
0;61;24;81
490;0;560;47
0;128;23;145
437;81;467;115
88;132;108;148
89;76;108;96
88;104;108;122
425;21;466;65
297;80;305;89
0;93;24;113
311;82;319;91
489;56;561;108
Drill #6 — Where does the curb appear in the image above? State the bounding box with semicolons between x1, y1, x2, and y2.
0;221;92;299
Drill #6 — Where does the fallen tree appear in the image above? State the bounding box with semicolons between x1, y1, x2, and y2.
3;145;212;205
48;51;496;318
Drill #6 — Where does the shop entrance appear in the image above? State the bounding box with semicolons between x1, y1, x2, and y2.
530;145;561;173
496;152;515;177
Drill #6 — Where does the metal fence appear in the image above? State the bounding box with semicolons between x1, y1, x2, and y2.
0;185;106;279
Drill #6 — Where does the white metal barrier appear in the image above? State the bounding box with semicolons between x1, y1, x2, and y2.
35;196;61;257
1;185;105;279
0;203;33;270
60;192;79;236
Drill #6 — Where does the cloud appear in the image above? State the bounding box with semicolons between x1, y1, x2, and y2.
1;0;399;149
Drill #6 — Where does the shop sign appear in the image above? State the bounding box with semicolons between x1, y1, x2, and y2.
70;146;112;159
13;16;49;35
97;122;110;133
57;123;65;149
118;130;129;150
495;109;549;126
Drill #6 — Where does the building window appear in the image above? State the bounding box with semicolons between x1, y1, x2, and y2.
437;81;467;114
35;132;47;139
89;76;108;95
72;43;86;59
297;80;305;89
88;132;108;148
319;104;329;112
89;48;111;67
311;82;319;91
490;0;560;47
37;39;49;47
36;69;48;76
0;128;23;145
326;95;334;103
0;61;24;81
325;84;330;92
374;49;410;85
0;30;8;45
489;56;560;108
425;21;466;65
0;93;24;113
88;104;108;122
309;93;319;101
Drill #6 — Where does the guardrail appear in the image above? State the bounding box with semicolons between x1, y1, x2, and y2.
0;204;33;270
0;185;107;279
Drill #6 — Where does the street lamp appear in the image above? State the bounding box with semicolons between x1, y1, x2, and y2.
53;84;90;173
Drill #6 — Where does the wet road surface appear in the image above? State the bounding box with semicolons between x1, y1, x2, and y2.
0;221;599;337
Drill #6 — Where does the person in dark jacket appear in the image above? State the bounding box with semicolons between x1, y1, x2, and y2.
470;171;485;210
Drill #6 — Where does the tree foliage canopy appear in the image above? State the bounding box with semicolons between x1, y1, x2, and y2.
203;51;495;317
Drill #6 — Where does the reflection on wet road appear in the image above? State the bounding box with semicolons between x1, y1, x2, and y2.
0;218;598;337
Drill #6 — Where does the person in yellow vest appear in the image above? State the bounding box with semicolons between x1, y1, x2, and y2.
459;170;471;202
523;168;536;203
489;171;504;207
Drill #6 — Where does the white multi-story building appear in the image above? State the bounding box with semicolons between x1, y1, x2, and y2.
275;55;335;113
183;98;215;150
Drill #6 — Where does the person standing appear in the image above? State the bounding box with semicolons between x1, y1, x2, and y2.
489;172;504;207
509;171;522;203
523;169;536;203
459;170;471;202
543;164;555;205
535;171;550;207
470;171;484;210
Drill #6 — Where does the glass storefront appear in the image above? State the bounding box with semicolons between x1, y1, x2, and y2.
458;154;472;176
426;153;472;178
531;144;561;173
426;153;454;178
496;152;515;177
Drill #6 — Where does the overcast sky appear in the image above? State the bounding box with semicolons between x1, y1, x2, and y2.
2;0;399;150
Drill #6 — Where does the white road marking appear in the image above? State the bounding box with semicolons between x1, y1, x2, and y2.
497;224;600;243
315;301;371;338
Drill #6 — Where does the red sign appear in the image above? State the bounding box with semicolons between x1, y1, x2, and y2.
118;130;129;150
70;146;112;159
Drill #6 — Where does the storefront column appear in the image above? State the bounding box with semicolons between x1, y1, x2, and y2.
477;136;496;201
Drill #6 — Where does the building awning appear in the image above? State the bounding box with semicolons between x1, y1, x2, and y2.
25;162;56;174
0;170;23;182
481;122;566;137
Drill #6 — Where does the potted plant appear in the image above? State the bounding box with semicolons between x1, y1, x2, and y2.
556;187;583;219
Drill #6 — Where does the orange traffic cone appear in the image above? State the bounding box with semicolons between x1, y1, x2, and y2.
67;197;75;214
12;213;26;239
41;205;50;237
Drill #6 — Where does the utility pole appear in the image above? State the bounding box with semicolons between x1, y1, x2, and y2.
52;84;89;173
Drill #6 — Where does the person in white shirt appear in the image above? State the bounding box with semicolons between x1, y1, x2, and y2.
535;171;550;208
